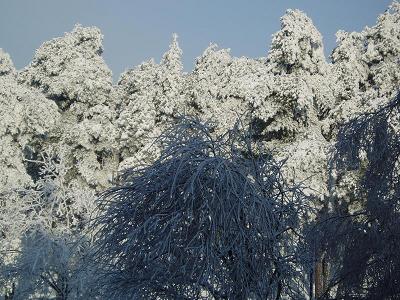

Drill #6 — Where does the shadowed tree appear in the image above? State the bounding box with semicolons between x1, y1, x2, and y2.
312;93;400;299
92;117;311;299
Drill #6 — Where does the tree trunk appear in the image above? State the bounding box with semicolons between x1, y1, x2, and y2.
315;258;324;298
315;254;328;299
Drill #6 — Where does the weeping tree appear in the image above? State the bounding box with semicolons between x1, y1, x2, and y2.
92;117;311;299
314;93;400;299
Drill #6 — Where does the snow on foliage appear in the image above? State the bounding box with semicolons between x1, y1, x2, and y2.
19;24;113;109
0;148;97;299
18;24;120;190
93;118;311;299
116;34;186;167
0;49;60;190
0;1;399;299
326;2;400;137
267;9;326;76
0;4;397;192
0;49;15;76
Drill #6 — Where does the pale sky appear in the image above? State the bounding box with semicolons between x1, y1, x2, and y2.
0;0;393;81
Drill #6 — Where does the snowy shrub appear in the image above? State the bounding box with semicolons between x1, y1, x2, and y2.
0;148;98;299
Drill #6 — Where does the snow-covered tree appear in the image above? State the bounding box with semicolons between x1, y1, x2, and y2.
310;93;400;299
0;49;60;191
267;9;326;76
0;148;98;299
92;118;311;299
116;34;185;168
18;25;119;190
325;2;400;140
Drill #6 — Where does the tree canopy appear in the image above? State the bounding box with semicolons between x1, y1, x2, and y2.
92;118;311;299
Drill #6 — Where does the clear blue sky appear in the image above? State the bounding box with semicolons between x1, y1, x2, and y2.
0;0;393;81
